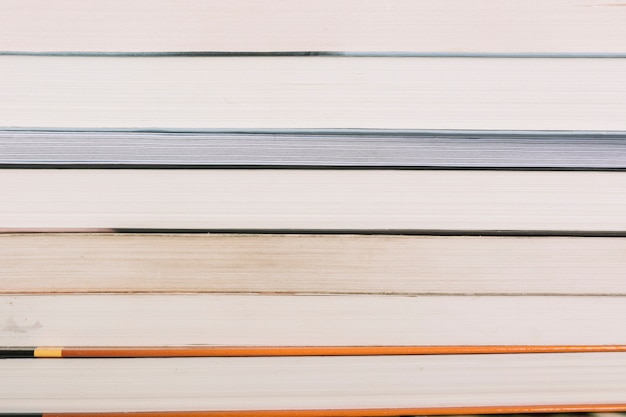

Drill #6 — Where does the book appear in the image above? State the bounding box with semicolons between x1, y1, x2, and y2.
1;0;626;54
6;345;626;359
2;353;626;413
3;3;625;415
2;169;626;231
2;233;626;295
3;130;626;169
3;294;626;346
2;56;626;130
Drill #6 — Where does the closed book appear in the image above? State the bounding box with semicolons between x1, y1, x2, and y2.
2;353;626;414
1;0;625;54
2;170;626;231
2;57;626;130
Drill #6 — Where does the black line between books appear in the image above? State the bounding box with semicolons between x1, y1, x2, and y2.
0;162;626;172
3;128;626;136
3;51;626;58
3;229;626;237
94;229;626;238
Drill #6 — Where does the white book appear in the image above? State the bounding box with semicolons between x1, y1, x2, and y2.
2;233;626;295
2;353;626;413
3;294;626;346
2;169;626;231
1;0;625;54
2;57;626;130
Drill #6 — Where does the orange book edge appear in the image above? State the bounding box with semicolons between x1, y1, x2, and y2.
1;345;625;358
32;403;626;417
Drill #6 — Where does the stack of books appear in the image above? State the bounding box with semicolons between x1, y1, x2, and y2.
1;1;626;415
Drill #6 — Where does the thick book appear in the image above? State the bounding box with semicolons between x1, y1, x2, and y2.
2;353;626;413
1;0;625;54
3;294;626;346
3;130;626;169
2;169;626;231
2;233;626;295
2;57;626;130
